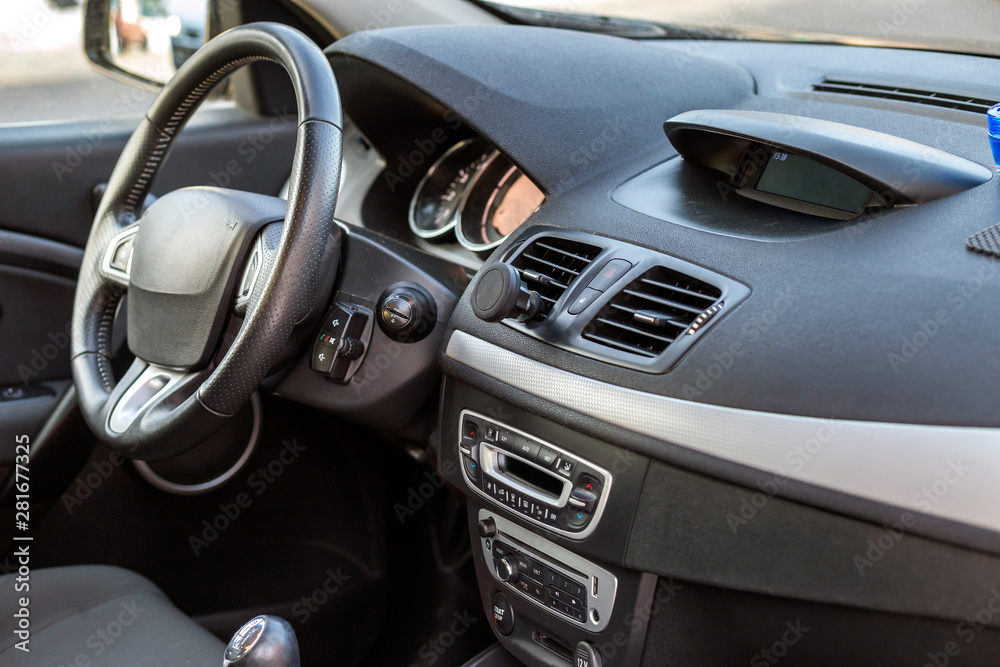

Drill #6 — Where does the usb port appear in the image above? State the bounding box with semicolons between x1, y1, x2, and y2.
592;576;599;598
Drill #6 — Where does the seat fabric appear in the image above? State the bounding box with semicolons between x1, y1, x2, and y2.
0;565;225;666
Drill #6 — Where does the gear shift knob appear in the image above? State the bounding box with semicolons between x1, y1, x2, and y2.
223;615;300;667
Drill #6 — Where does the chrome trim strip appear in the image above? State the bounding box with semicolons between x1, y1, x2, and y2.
447;331;1000;534
107;364;189;434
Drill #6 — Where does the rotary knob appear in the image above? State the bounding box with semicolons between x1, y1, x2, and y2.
496;556;518;583
377;283;436;342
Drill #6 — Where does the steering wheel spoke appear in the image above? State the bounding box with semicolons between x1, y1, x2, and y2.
106;358;201;435
100;224;140;286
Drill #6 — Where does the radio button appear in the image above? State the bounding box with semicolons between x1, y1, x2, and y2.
493;541;512;559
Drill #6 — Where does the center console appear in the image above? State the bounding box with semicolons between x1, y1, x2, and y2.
438;379;655;667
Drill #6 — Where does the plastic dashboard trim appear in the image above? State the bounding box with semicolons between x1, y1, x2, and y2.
446;330;1000;536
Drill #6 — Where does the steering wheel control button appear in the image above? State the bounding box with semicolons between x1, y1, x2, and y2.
587;259;632;292
575;642;603;667
491;593;514;636
310;342;337;374
311;302;374;383
568;287;602;315
377;283;437;342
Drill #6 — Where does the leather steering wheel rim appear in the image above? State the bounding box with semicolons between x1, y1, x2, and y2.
71;23;343;460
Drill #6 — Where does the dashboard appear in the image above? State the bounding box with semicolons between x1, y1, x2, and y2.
279;23;1000;667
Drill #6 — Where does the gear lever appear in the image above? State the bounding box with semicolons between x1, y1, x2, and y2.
223;615;300;667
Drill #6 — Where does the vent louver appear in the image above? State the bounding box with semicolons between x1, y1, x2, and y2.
583;267;722;358
510;237;602;318
812;79;997;114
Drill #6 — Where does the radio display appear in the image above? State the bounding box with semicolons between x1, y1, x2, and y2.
755;151;871;214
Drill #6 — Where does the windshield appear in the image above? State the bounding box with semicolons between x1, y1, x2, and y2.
492;0;1000;57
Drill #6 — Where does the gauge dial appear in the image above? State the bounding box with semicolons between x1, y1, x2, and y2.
408;139;492;239
456;153;546;252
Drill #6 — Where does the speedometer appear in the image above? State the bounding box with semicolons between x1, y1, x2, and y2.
408;139;492;239
456;153;546;252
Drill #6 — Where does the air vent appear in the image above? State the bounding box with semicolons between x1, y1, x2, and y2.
510;237;602;318
583;267;722;358
812;79;997;114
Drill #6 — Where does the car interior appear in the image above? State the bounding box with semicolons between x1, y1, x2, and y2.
2;0;1000;665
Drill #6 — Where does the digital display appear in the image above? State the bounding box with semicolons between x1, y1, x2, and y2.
755;151;871;214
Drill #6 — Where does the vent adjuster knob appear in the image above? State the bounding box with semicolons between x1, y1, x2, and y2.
472;264;542;323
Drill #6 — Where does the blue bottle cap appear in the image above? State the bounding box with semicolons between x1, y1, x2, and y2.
989;103;1000;137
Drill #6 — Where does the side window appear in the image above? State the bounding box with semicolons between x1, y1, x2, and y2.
0;1;155;124
0;0;221;125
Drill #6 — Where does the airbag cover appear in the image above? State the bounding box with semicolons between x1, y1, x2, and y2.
127;187;286;369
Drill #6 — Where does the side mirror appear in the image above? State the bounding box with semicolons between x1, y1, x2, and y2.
83;0;218;89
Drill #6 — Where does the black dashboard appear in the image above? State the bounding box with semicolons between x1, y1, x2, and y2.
286;24;1000;666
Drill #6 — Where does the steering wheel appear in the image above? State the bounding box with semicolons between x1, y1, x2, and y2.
71;23;343;460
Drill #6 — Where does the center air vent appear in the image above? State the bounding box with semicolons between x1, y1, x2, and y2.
583;267;722;358
812;79;997;114
510;236;601;318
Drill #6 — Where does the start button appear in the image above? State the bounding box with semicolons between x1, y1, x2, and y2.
491;592;514;636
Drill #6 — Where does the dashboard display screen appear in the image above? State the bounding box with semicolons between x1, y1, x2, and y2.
755;151;871;214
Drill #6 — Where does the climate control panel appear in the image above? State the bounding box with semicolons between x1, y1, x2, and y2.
459;409;611;538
